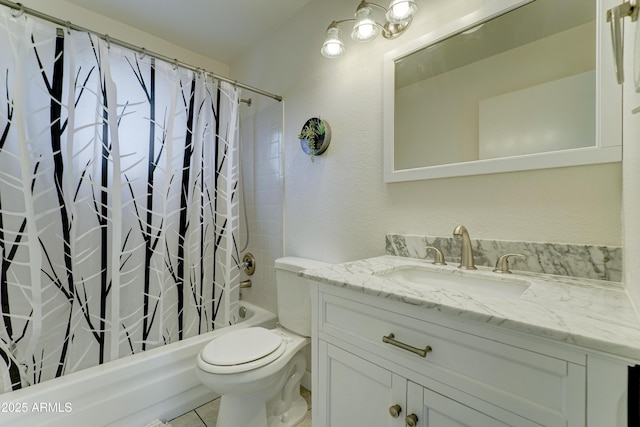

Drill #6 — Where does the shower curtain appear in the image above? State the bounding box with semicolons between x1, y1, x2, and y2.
0;8;241;393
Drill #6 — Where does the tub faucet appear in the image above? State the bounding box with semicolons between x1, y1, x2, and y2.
453;225;477;270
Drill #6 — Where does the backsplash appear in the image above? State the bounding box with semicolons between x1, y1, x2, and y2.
386;234;622;282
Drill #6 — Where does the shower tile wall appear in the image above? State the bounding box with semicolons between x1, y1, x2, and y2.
239;103;284;313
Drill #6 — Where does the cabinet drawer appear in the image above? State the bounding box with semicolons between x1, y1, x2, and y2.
319;292;585;427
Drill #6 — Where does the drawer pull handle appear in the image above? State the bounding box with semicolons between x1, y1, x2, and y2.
382;333;432;358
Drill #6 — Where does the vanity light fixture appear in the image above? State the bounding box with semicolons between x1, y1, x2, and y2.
321;0;418;58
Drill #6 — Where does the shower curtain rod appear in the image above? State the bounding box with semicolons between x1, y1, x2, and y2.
0;0;283;102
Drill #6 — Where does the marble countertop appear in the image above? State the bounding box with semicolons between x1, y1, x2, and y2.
301;255;640;361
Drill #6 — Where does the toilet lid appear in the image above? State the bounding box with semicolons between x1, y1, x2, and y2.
201;327;283;366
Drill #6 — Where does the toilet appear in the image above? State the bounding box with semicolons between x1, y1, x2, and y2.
196;257;329;427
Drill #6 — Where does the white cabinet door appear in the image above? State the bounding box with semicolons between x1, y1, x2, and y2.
406;381;545;427
317;341;406;427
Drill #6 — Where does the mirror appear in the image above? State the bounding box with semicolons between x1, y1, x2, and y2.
383;0;621;182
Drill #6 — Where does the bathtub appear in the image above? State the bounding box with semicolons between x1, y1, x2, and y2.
0;302;276;427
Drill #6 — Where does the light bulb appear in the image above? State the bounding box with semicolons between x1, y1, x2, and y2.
321;25;345;58
354;22;376;40
392;2;409;18
386;0;417;24
351;6;379;42
321;40;345;58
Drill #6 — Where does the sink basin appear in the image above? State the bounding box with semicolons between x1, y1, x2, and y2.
380;266;530;298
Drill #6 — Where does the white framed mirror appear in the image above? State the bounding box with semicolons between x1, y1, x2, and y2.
383;0;621;182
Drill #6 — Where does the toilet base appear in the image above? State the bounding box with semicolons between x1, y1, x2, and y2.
217;392;270;427
210;350;308;427
215;390;308;427
267;395;308;427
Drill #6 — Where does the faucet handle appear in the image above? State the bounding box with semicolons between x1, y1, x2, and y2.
493;253;524;274
425;246;447;265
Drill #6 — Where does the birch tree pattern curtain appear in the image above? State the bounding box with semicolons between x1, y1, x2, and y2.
0;8;241;393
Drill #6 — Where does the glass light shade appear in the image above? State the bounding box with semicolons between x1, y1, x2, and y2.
351;6;380;42
321;26;345;58
386;0;417;24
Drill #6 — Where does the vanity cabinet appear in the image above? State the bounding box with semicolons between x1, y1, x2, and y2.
318;341;526;426
311;283;629;426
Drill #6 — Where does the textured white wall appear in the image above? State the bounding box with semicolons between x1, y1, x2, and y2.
231;0;621;268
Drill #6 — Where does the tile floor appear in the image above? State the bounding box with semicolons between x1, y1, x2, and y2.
169;387;312;427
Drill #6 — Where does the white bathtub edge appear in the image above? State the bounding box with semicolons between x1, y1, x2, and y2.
0;302;276;427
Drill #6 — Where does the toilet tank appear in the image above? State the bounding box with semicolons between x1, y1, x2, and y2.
275;257;330;337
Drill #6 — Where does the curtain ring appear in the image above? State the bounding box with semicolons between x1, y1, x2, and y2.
139;47;147;60
105;34;111;49
66;21;71;35
11;3;24;18
172;59;179;71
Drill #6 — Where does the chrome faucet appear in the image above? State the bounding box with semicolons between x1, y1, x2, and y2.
453;225;477;270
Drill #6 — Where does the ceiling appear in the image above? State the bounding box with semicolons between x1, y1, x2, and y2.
66;0;311;64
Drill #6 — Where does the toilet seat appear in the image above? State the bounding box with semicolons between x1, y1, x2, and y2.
199;327;286;374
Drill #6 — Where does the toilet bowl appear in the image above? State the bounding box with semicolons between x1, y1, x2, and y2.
195;257;330;427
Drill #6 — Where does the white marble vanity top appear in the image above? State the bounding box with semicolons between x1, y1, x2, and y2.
301;255;640;361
